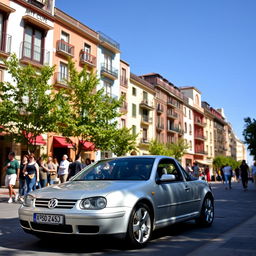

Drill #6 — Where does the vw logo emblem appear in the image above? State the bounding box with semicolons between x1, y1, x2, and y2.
48;198;58;209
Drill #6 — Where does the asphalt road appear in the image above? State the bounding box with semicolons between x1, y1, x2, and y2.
0;181;256;256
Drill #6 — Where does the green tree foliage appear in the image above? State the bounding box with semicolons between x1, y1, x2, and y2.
149;139;189;162
243;117;256;160
0;54;59;152
57;60;136;155
213;156;240;170
110;127;138;156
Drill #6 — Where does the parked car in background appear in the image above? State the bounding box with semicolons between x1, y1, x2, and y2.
19;156;214;248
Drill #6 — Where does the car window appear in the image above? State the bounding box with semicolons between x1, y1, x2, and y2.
156;158;184;182
74;158;155;181
177;163;193;181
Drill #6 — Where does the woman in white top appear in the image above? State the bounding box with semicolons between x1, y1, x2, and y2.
251;161;256;186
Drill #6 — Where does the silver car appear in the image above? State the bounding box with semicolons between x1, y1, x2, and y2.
19;156;214;248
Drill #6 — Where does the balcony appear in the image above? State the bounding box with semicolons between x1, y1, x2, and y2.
141;115;152;125
56;40;74;58
194;119;206;127
156;104;164;114
20;41;50;67
167;110;178;119
80;51;96;67
120;101;128;113
98;31;120;53
54;72;69;88
167;99;178;108
140;99;154;110
0;33;12;58
195;149;207;155
120;76;128;88
195;134;206;141
167;125;183;134
101;64;118;80
140;138;150;145
156;123;164;131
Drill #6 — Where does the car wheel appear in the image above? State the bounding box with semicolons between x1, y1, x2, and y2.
196;196;214;227
126;203;152;248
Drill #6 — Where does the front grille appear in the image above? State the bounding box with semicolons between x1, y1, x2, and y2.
78;225;99;234
31;223;73;233
35;198;77;209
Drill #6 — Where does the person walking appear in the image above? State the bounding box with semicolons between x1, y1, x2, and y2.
240;160;249;191
223;164;232;189
68;154;83;180
3;152;20;203
252;161;256;186
58;154;70;183
38;157;48;188
19;155;28;202
192;162;200;179
46;156;57;185
185;163;193;175
235;167;240;182
24;153;39;194
204;166;211;182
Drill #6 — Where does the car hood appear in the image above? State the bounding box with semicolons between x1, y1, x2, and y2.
30;180;145;200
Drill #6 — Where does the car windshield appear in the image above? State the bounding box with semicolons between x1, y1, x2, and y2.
73;158;155;181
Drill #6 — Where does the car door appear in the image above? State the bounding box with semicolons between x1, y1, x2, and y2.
153;158;194;225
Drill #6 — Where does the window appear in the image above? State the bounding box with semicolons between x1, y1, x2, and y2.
23;25;44;63
132;87;136;96
103;80;112;96
121;68;126;84
0;69;3;82
195;94;199;105
143;91;148;102
190;140;192;150
184;106;186;116
104;54;112;70
132;104;136;117
59;62;68;82
0;13;3;48
189;110;191;119
132;125;136;135
142;128;148;141
121;118;126;128
82;43;91;61
61;31;69;43
184;122;187;133
189;124;192;135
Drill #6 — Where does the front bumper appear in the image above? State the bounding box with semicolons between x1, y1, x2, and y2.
19;205;131;236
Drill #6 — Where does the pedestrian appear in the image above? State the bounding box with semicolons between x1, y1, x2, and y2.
235;167;240;182
251;161;256;185
68;154;83;180
240;160;249;191
185;163;193;175
58;154;70;183
204;166;211;182
3;152;20;203
19;155;28;202
85;158;92;166
46;156;58;185
23;153;39;194
223;164;232;189
38;157;48;188
220;166;225;183
192;162;200;179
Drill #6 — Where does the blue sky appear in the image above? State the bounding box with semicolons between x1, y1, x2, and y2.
56;0;255;161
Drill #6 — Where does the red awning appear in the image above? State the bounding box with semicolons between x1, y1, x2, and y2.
26;133;46;145
80;140;95;151
53;136;74;148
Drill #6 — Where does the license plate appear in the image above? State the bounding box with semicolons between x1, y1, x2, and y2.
33;214;64;225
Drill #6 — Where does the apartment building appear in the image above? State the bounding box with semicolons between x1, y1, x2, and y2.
180;87;206;163
127;73;155;155
0;0;55;184
141;73;184;144
236;138;247;162
182;97;195;166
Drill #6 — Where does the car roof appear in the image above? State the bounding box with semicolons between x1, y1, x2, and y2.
99;155;176;161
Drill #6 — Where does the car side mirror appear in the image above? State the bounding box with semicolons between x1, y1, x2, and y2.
156;174;176;184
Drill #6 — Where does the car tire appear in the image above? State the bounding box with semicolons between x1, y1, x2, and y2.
126;203;153;248
195;196;214;227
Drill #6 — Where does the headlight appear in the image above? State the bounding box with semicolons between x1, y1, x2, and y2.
80;197;107;210
23;194;35;207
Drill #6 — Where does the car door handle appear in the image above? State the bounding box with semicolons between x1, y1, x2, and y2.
185;187;190;191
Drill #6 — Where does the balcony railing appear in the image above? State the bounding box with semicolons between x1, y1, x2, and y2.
98;31;120;50
195;134;206;140
140;99;154;110
120;76;128;87
0;33;12;56
54;72;69;87
167;99;178;108
194;119;205;127
56;40;74;57
80;51;96;67
167;110;178;119
20;41;50;66
156;104;164;113
195;149;207;155
156;123;164;130
140;138;150;145
101;64;118;79
120;101;128;112
141;115;152;124
167;125;183;134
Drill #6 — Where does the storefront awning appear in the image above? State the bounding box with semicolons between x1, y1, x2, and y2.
80;140;95;151
53;136;74;148
195;160;212;166
25;132;46;145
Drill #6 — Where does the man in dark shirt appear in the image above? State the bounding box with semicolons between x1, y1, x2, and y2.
68;154;83;180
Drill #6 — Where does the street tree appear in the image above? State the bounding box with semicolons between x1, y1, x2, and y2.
57;60;135;155
213;156;240;170
243;117;256;160
0;54;59;152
